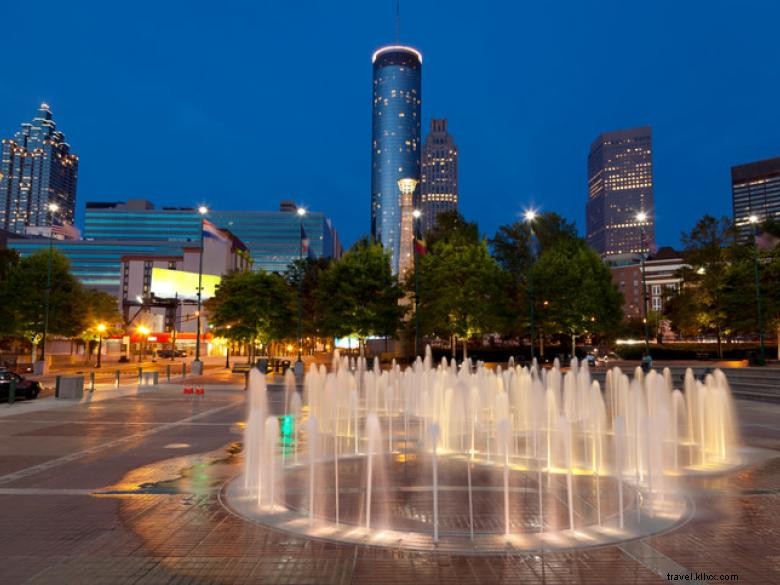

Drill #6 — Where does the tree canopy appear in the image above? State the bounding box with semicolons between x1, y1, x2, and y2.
317;239;406;342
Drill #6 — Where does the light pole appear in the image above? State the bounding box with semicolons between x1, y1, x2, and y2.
96;323;106;368
295;206;307;373
636;211;651;361
412;208;422;357
225;325;232;369
193;205;208;375
137;325;150;363
748;215;766;364
524;209;537;362
39;202;60;372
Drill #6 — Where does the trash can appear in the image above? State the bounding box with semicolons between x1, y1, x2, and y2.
141;371;159;386
57;376;84;400
257;359;268;374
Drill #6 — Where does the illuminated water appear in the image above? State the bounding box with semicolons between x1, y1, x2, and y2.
229;350;741;553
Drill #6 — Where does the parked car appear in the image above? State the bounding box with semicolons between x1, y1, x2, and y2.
596;352;620;366
156;349;187;358
0;370;41;401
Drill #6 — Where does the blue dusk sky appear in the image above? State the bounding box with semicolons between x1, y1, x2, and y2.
1;0;779;249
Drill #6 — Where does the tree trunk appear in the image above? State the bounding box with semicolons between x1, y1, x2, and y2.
451;335;457;360
571;331;577;362
359;337;365;358
716;324;723;360
539;335;544;360
462;338;468;364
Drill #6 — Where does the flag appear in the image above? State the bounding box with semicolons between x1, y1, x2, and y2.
300;224;311;257
202;219;228;243
414;237;428;256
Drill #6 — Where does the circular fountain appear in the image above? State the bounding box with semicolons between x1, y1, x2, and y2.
223;349;741;553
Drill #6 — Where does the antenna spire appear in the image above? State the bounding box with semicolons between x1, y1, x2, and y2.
395;0;400;43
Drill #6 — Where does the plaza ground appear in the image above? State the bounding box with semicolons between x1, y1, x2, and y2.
0;369;778;584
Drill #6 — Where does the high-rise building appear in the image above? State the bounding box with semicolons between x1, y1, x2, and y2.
731;156;780;241
371;45;422;273
0;103;78;235
420;119;458;235
586;126;654;260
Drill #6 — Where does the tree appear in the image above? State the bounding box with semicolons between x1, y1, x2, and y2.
489;212;579;343
666;215;736;357
285;257;331;339
490;212;578;281
415;236;509;360
206;270;295;358
424;210;479;248
79;289;123;361
317;239;405;353
0;250;86;358
531;239;623;355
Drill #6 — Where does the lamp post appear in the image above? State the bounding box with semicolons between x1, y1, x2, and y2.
295;206;307;373
748;215;766;364
524;209;537;362
636;211;651;361
96;323;106;368
193;205;208;375
39;202;60;373
225;325;232;369
137;325;150;364
412;208;422;357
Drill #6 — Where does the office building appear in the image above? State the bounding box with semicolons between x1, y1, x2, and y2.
371;45;422;273
586;126;655;260
731;156;780;241
420;119;458;235
83;199;341;274
0;103;78;235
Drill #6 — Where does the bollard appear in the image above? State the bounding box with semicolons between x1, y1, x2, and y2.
55;375;62;398
89;371;95;392
166;365;171;383
9;377;16;404
137;367;143;385
181;362;186;379
115;369;120;388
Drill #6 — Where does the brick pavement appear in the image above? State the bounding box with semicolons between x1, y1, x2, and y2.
0;384;777;584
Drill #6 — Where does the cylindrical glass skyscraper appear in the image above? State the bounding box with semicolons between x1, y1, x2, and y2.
371;45;422;274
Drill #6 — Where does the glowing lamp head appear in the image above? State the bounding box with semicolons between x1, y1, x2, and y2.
397;178;418;195
197;205;208;215
96;323;107;333
47;202;59;213
748;214;759;224
412;209;422;219
137;325;150;336
524;209;537;222
636;211;648;223
296;207;307;217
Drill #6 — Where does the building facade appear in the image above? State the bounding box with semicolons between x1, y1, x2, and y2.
420;119;458;235
586;126;655;260
83;199;341;274
0;104;78;235
731;156;780;241
611;247;686;340
371;45;422;273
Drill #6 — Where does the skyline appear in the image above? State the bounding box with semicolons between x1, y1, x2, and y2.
2;1;780;249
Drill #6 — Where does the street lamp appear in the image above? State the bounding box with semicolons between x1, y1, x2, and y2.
412;208;422;357
748;215;766;364
39;202;60;372
225;325;232;369
636;211;651;361
193;205;208;374
524;209;538;362
295;206;307;373
96;323;106;368
137;325;150;363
